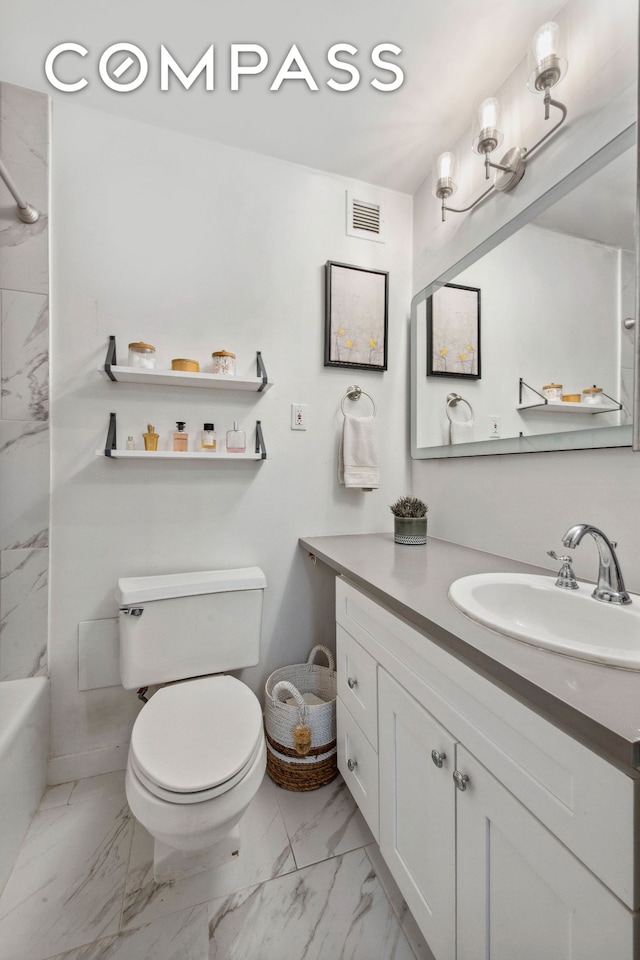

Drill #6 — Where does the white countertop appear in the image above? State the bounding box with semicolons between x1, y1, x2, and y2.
300;533;640;773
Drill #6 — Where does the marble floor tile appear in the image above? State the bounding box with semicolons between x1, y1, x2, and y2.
365;844;435;960
206;846;416;960
38;781;74;810
69;771;127;806
121;776;296;931
274;774;374;868
49;904;209;960
0;793;134;960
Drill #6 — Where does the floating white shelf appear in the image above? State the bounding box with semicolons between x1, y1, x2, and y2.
516;399;621;415
517;378;621;415
96;448;265;461
102;337;272;392
102;365;272;392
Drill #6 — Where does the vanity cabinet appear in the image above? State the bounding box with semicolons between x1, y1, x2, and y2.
336;577;636;960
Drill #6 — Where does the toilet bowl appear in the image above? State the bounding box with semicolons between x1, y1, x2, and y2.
125;674;266;865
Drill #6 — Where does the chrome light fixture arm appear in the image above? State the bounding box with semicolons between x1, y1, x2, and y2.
440;184;494;222
435;20;569;223
524;92;568;161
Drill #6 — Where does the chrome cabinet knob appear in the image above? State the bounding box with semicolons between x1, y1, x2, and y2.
431;749;446;768
453;770;469;791
347;677;358;689
347;758;358;772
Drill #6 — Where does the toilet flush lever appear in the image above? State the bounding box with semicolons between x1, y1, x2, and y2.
120;607;144;617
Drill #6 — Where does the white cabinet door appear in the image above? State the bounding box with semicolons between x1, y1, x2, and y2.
378;669;456;960
455;746;634;960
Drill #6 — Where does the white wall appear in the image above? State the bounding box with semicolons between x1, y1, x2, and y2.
412;0;639;589
49;102;412;779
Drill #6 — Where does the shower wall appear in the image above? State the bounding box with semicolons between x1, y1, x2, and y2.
0;82;49;681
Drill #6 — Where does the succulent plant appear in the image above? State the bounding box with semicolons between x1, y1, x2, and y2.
389;495;428;518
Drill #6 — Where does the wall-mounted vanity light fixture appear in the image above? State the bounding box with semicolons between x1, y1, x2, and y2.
435;22;568;222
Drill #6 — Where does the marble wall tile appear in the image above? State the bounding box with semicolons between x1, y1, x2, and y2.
0;420;49;550
0;158;48;295
49;905;209;960
0;82;48;167
206;847;416;960
274;775;374;869
0;793;134;960
0;546;47;679
122;777;296;931
1;290;48;421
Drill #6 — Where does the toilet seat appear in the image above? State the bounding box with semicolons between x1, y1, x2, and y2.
129;675;264;804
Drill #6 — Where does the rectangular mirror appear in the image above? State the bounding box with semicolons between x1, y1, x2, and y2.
411;126;636;459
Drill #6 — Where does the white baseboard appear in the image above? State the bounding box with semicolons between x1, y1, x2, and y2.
48;742;128;785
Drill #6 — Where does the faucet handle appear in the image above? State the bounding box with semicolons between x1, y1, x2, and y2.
547;550;579;590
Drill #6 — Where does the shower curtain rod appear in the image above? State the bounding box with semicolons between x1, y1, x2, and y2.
0;157;39;223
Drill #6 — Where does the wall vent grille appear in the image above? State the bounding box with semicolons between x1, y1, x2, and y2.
346;190;386;243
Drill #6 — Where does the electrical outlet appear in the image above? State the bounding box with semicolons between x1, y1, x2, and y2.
291;403;307;430
489;415;501;438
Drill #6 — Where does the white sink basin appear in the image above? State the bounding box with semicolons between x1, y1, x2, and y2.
448;573;640;670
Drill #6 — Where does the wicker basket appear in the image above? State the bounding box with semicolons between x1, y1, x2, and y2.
264;645;338;791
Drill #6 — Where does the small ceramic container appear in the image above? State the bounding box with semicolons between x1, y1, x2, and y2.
171;358;200;372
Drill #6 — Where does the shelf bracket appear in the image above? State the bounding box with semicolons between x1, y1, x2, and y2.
105;412;117;456
518;378;547;409
104;336;118;381
255;420;267;459
256;351;268;391
600;390;623;412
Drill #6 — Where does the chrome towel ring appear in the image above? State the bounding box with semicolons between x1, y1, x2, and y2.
341;384;377;417
445;392;473;423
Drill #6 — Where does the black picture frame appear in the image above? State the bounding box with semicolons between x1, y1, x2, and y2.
427;282;481;380
324;260;389;371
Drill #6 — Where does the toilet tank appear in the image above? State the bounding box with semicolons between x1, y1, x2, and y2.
117;567;266;689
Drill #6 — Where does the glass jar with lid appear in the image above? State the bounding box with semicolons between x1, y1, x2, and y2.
211;350;236;376
582;385;603;405
128;341;156;369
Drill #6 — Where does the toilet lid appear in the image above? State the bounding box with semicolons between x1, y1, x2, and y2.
130;675;263;794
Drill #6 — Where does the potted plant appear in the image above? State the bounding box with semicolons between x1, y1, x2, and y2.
390;495;429;545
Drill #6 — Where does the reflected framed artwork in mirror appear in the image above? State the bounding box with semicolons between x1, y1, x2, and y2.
427;283;481;380
324;261;389;371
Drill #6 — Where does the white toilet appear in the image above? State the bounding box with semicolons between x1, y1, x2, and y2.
117;567;267;881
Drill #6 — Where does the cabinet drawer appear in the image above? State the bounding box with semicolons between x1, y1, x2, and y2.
337;697;379;841
336;625;378;749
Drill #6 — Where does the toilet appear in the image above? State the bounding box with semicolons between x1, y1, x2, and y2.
117;567;267;881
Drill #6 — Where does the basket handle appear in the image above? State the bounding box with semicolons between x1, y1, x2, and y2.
307;644;335;670
271;680;307;722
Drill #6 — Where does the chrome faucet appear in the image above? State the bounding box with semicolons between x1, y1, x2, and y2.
561;524;631;604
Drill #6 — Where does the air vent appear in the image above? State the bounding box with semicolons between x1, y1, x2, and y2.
346;190;386;243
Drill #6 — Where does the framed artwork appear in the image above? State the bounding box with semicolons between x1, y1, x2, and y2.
324;261;389;371
427;282;481;379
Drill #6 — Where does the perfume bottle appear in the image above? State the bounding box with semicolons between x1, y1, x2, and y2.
143;424;158;451
125;435;135;450
200;423;217;452
226;420;246;454
173;421;189;451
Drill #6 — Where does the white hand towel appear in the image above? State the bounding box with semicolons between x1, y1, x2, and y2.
338;414;379;490
450;419;474;444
